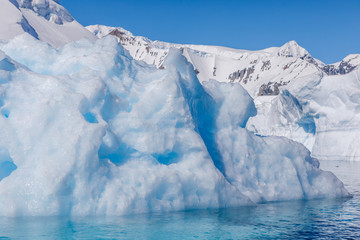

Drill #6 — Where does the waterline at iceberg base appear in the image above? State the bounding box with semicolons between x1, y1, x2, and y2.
0;35;349;216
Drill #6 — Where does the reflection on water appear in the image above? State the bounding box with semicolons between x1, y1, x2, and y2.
0;161;359;239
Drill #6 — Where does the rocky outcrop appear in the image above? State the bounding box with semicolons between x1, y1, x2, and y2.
109;29;137;45
322;59;357;75
258;81;289;96
229;66;256;84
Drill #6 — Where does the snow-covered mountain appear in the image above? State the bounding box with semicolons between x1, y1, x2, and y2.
87;25;360;97
0;0;96;47
323;54;360;75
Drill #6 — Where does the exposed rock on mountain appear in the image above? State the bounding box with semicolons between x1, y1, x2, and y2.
88;25;360;98
322;54;360;75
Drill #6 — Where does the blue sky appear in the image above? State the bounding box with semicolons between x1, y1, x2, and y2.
61;0;360;64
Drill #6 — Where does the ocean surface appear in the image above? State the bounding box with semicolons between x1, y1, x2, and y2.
0;160;359;239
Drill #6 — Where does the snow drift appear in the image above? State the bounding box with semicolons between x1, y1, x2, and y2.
0;34;349;216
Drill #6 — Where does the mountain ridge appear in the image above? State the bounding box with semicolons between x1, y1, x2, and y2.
87;24;359;97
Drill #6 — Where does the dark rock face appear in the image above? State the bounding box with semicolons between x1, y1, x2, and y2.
229;68;246;82
301;54;321;67
298;53;358;76
322;60;357;75
229;66;255;84
261;60;271;71
109;29;136;45
258;82;278;96
258;81;289;96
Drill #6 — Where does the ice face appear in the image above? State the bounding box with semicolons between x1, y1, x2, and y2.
247;90;317;151
247;68;360;161
0;34;349;216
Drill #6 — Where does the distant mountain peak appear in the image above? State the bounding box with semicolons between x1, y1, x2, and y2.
322;54;360;75
277;40;309;58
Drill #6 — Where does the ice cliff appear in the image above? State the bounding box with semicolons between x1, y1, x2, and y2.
248;69;360;161
0;34;349;216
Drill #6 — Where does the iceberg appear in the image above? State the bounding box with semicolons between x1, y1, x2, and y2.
0;34;349;216
248;69;360;161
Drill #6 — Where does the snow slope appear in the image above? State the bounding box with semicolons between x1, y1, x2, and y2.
87;25;360;97
0;34;349;216
87;25;328;97
0;0;96;47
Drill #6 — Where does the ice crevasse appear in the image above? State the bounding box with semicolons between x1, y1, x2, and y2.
0;34;349;216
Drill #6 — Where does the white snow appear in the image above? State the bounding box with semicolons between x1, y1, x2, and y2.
87;25;326;97
0;0;97;47
0;0;28;40
0;35;349;216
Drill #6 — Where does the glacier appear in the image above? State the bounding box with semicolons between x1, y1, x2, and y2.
0;34;349;216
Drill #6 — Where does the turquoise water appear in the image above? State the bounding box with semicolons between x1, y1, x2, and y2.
0;160;359;239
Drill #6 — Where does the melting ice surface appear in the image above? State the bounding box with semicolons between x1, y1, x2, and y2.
0;34;349;216
0;160;358;239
